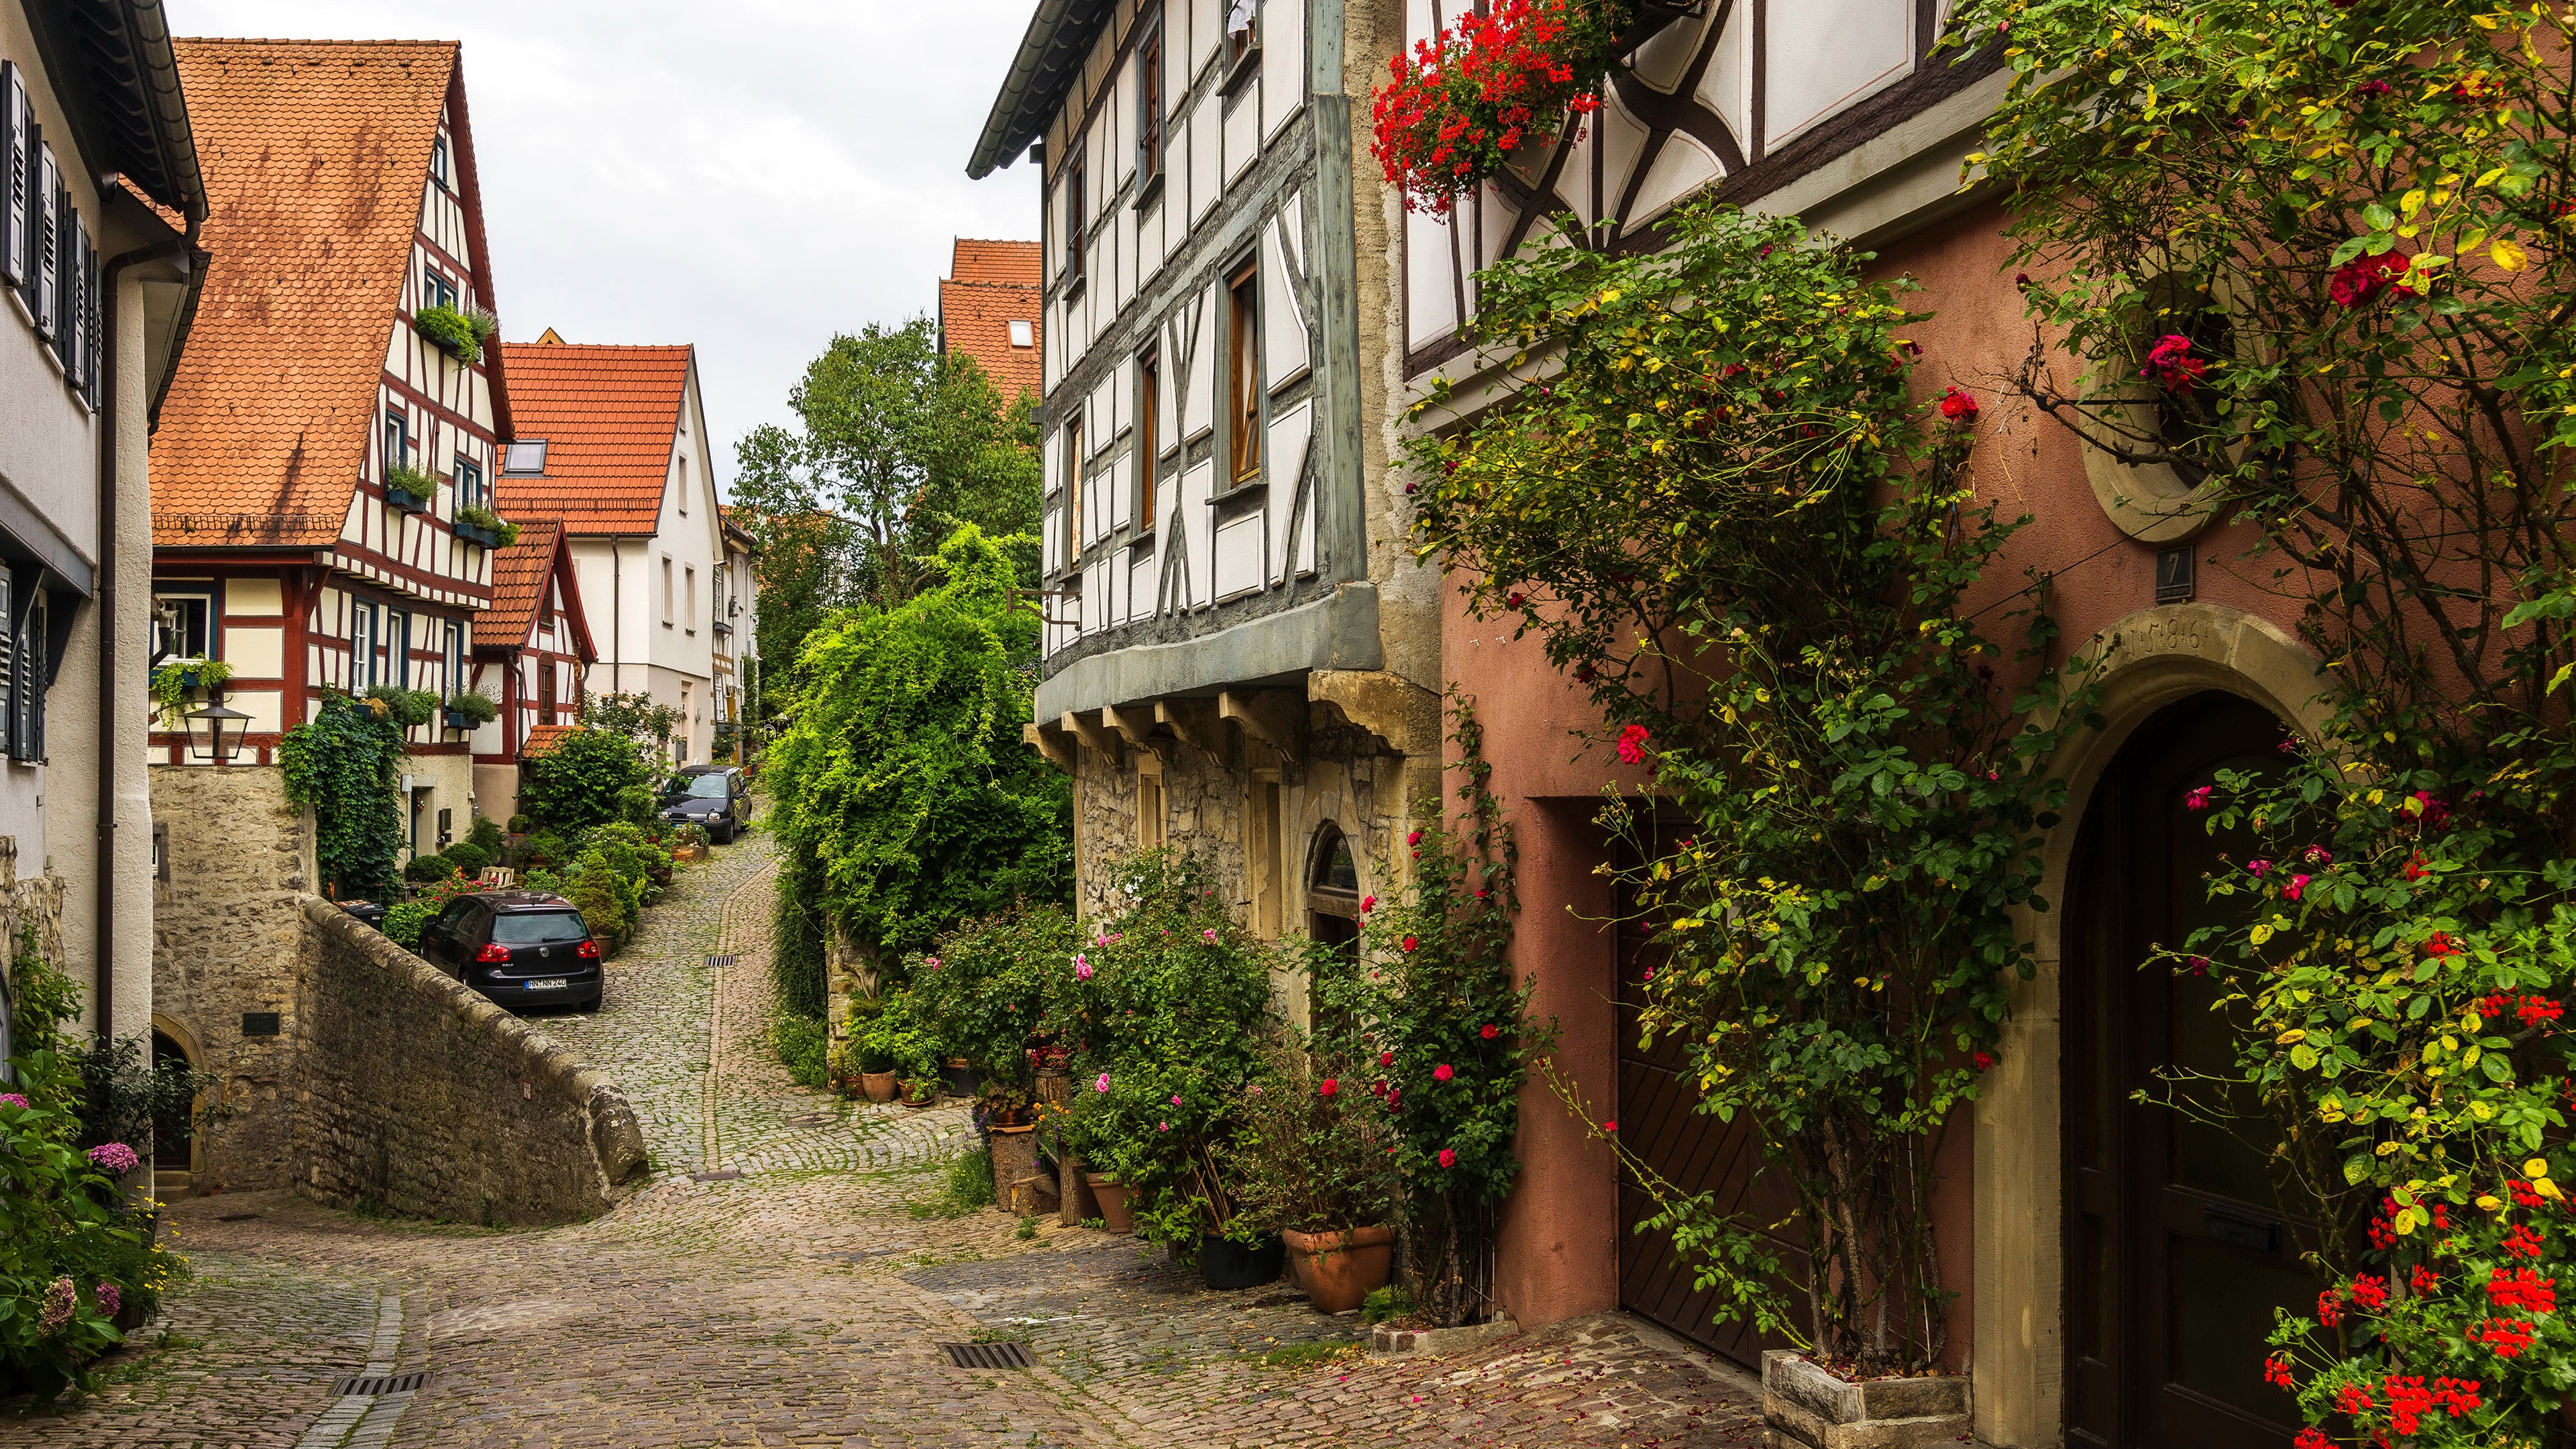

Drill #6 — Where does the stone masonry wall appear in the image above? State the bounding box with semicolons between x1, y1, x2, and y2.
148;764;314;1191
292;896;649;1225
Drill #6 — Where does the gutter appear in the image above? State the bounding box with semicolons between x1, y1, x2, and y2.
965;0;1116;179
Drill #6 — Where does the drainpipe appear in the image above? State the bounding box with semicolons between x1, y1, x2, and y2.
95;233;195;1046
611;542;622;694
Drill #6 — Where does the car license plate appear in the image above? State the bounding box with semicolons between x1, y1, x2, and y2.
527;978;568;991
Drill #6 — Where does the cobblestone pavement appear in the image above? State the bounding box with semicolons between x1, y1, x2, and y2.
3;824;1762;1448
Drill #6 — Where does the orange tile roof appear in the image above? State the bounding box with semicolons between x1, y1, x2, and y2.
152;39;462;548
941;238;1042;400
519;722;578;760
474;517;555;649
494;342;692;535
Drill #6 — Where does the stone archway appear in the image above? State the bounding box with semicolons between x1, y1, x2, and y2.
1970;604;2334;1449
148;1011;209;1197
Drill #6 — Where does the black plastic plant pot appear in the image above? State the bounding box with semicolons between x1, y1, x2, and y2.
1199;1232;1285;1291
443;708;477;732
940;1059;982;1099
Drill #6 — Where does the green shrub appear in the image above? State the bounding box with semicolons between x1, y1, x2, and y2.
277;693;407;901
382;900;435;949
772;850;829;1018
905;902;1072;1091
908;1148;996;1220
466;815;504;855
441;840;494;878
521;729;652;833
773;1011;827;1088
402;853;455;884
564;851;631;952
363;686;440;731
505;815;534;835
443;692;498;728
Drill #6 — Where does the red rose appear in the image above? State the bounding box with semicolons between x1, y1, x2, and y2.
1937;386;1979;421
1401;935;1419;953
1974;1051;1995;1071
1437;1148;1457;1169
1480;1024;1499;1040
1319;1079;1340;1098
1433;1063;1454;1082
1601;1120;1617;1133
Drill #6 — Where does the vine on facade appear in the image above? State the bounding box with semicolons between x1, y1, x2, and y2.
277;692;408;902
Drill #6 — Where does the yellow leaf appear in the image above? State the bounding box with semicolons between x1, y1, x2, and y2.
2492;237;2531;272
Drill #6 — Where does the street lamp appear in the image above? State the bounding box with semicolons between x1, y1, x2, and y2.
182;700;252;765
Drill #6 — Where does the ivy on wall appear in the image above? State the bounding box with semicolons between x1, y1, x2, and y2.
278;693;407;903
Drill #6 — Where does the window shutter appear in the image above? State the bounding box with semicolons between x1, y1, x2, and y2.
80;226;98;403
0;578;17;761
26;137;51;337
13;590;39;763
26;595;43;763
63;211;88;392
0;64;23;290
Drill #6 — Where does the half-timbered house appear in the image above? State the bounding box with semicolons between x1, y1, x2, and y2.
970;0;1437;969
468;517;594;821
149;38;513;862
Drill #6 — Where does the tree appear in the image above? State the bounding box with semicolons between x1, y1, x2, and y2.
763;524;1070;971
519;729;654;833
729;319;1042;700
581;691;681;757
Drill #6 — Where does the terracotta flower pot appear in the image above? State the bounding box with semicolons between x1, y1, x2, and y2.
1282;1226;1395;1313
1085;1173;1134;1234
859;1071;898;1104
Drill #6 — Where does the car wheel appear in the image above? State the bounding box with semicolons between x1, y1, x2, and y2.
578;993;604;1014
716;820;737;845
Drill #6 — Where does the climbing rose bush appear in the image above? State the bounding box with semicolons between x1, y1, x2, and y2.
1370;0;1626;212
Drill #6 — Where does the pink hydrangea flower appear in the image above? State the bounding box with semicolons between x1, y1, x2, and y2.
36;1276;73;1334
87;1142;139;1176
0;1093;26;1110
93;1283;119;1318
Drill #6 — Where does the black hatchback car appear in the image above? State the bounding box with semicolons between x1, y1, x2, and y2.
417;892;603;1012
660;765;751;843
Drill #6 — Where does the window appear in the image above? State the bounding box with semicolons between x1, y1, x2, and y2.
502;439;547;474
151;591;213;665
1137;348;1161;530
678;456;689;515
423;268;457;311
431;133;450;189
1227;260;1262;482
1137;757;1167;849
453;455;485;510
443;621;463;698
29;140;56;342
1136;25;1165;184
537;653;557;720
684;566;697;634
386;610;412;688
1062;154;1086;288
350;603;377;689
383;408;411;470
661;557;674;626
1307;823;1361;960
1227;0;1258;67
1062;419;1084;568
1008;319;1034;349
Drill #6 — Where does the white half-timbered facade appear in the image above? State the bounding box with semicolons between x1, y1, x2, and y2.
150;39;515;863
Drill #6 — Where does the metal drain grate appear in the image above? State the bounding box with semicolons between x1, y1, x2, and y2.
941;1341;1033;1369
706;954;737;971
329;1372;427;1397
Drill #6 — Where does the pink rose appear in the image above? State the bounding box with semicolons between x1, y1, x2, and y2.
1094;1073;1111;1093
2185;786;2213;811
2285;873;2312;902
1360;895;1376;913
1202;928;1218;943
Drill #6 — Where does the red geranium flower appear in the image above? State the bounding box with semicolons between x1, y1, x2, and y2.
2487;1267;2556;1313
2262;1356;2295;1389
1616;723;1652;765
2349;1273;2390;1309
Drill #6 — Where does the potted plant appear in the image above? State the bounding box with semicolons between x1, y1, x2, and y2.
899;1075;939;1108
414;302;500;364
1235;1043;1400;1313
149;657;235;729
1055;1085;1134;1232
452;504;520;548
1370;0;1630;213
382;462;436;514
442;690;498;733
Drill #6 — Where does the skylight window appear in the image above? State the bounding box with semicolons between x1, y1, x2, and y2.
502;440;547;475
1009;319;1034;348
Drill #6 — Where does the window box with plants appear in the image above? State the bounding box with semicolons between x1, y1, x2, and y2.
382;464;436;515
150;658;234;729
441;691;498;734
413;303;499;365
451;505;519;549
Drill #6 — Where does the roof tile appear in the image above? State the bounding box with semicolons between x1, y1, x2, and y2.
940;238;1042;400
494;342;692;535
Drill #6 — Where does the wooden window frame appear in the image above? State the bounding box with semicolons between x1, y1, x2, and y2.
1062;417;1085;570
1136;21;1165;188
1136;347;1161;533
1226;259;1262;485
1061;154;1087;294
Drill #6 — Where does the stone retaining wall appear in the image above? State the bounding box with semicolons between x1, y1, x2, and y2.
292;896;650;1225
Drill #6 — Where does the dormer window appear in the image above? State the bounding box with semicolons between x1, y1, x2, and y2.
1009;319;1034;348
503;439;547;475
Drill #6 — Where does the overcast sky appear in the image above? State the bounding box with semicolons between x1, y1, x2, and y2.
168;0;1045;499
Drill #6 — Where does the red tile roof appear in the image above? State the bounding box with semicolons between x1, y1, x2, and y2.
153;39;462;548
494;342;693;535
519;722;578;759
475;517;555;649
941;237;1041;400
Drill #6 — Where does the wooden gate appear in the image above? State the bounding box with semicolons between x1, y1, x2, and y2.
1614;869;1808;1369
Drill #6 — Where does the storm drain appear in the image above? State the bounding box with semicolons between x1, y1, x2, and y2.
328;1373;427;1397
707;954;737;971
941;1341;1034;1369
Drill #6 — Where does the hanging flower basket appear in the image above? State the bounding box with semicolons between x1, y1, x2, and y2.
1370;0;1631;214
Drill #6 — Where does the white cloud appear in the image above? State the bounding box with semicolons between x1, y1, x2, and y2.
166;0;1045;497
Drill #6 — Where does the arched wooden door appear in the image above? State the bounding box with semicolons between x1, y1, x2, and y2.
2064;692;2321;1448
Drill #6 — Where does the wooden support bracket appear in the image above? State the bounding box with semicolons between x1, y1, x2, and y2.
1099;704;1159;755
1155;698;1227;761
1219;690;1303;763
1062;710;1123;767
1021;721;1075;773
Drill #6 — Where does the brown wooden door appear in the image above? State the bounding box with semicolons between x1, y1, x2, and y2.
2065;692;2320;1449
1615;843;1807;1369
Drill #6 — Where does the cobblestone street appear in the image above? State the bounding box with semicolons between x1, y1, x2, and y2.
3;831;1763;1448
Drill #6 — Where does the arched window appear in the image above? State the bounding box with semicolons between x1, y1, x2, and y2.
1308;824;1361;958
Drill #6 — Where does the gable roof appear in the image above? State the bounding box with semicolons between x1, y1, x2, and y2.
939;238;1043;400
494;341;694;536
472;517;596;661
152;38;476;548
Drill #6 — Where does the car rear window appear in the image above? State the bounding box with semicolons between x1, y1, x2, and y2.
489;911;590;945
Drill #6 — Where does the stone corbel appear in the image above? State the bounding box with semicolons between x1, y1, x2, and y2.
1022;720;1076;773
1155;698;1226;761
1220;689;1303;764
1099;704;1162;759
1062;710;1124;767
1309;670;1442;758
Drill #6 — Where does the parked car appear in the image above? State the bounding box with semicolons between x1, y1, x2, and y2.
415;891;602;1012
659;764;751;843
